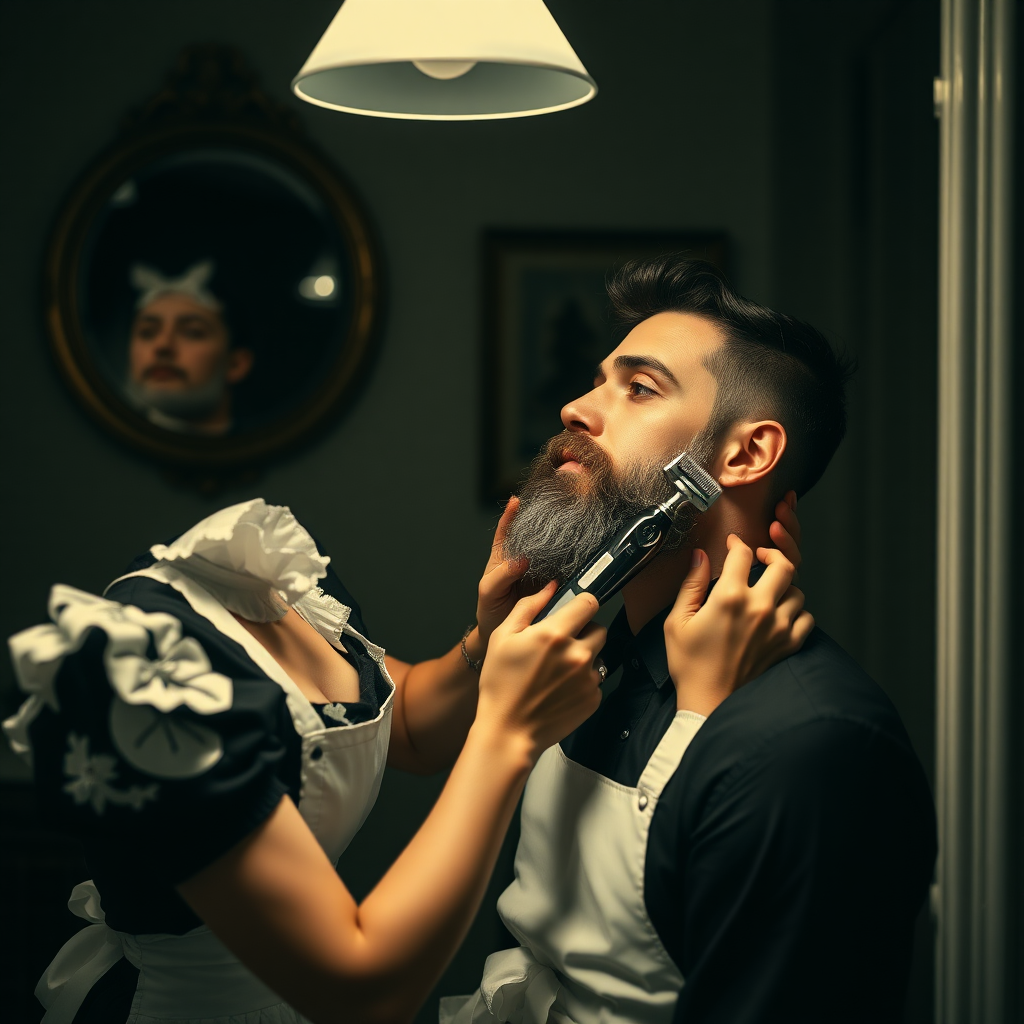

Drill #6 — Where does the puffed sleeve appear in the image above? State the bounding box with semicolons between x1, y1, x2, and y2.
5;579;295;886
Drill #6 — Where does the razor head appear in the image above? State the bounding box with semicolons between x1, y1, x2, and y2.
662;452;722;512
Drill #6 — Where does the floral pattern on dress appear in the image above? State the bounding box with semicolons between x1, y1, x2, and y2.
63;733;158;814
321;703;352;725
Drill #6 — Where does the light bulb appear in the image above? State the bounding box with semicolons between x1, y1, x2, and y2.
411;60;477;80
298;274;338;300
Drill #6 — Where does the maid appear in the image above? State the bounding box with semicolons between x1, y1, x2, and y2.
5;497;804;1023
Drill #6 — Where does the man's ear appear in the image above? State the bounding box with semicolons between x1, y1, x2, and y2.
715;420;787;488
226;347;255;384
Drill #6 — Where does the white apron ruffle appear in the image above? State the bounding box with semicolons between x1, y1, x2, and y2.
439;946;566;1024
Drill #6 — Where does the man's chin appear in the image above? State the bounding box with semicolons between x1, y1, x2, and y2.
125;378;224;421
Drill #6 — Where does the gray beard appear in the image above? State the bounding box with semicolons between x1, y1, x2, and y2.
124;371;227;421
504;428;716;586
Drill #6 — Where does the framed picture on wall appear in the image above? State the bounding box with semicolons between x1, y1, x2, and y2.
481;230;729;504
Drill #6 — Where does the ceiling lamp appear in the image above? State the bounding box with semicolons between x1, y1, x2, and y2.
292;0;597;121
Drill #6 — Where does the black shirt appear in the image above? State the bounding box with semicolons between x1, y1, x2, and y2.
562;607;937;1024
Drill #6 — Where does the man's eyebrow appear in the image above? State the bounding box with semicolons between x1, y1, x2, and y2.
612;354;680;387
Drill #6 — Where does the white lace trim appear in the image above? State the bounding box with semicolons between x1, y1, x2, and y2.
294;586;352;650
148;499;331;623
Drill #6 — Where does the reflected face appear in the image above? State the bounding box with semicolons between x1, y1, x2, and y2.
128;293;246;392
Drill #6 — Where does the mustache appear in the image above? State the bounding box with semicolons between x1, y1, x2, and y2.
504;432;676;585
141;364;188;381
544;430;613;474
532;430;674;508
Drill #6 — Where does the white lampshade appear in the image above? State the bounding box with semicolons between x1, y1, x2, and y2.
292;0;597;120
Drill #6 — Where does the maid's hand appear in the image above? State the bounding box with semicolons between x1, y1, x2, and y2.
664;534;814;718
760;489;802;572
469;497;531;663
476;582;605;763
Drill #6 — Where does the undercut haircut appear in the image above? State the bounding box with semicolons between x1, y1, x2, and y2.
607;255;855;498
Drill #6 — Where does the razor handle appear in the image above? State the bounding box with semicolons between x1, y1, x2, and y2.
533;506;673;622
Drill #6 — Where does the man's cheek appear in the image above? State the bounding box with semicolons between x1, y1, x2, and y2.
183;352;218;387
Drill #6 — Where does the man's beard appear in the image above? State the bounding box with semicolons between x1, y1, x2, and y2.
504;428;717;586
124;369;227;422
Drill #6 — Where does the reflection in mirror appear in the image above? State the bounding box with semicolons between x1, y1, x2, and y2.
81;149;354;438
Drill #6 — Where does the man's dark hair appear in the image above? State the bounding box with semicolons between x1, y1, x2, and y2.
607;254;854;498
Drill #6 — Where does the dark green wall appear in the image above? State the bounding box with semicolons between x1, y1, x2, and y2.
0;2;943;1021
771;6;941;1020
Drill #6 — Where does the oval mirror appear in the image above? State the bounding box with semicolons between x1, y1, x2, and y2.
46;46;381;473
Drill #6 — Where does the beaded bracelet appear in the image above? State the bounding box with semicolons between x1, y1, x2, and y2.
461;625;483;671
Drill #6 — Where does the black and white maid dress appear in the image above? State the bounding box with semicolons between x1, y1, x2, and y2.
4;500;395;1023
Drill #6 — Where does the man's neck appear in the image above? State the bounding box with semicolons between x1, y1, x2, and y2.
621;502;772;634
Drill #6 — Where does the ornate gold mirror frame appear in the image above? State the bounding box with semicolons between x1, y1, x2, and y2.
45;45;381;473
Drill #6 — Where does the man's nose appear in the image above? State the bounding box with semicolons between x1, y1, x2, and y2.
152;329;177;355
560;390;603;435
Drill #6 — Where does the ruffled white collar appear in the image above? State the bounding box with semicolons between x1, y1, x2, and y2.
149;499;341;625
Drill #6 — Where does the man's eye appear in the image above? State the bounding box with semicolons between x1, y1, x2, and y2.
628;381;657;397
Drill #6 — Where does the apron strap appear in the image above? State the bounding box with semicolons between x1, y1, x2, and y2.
636;709;706;804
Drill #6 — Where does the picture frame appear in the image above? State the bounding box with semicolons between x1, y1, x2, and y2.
481;230;729;504
44;45;382;479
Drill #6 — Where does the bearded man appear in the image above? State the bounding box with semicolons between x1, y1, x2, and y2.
443;256;936;1024
125;260;254;435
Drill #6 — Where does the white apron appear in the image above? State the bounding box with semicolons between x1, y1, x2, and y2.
441;710;705;1024
35;564;395;1024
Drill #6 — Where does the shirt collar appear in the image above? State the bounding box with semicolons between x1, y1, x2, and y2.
601;560;770;691
603;605;673;689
